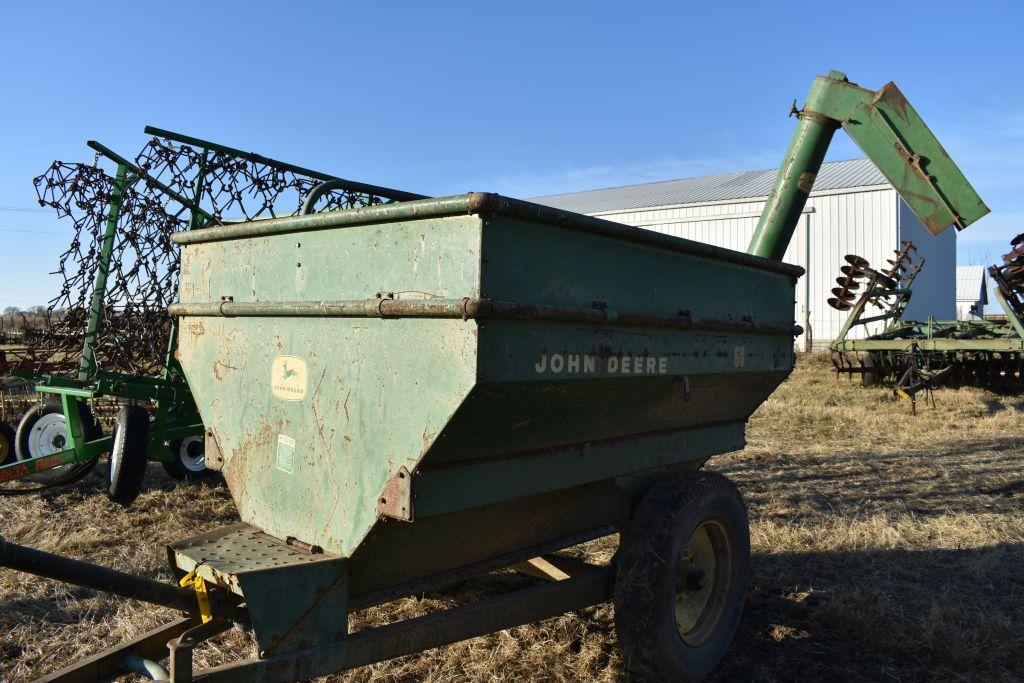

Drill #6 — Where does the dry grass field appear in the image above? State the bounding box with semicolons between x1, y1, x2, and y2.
1;354;1022;681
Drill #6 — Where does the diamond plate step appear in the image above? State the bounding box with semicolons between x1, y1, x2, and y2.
168;522;343;596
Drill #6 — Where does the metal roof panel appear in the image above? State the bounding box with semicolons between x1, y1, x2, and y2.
531;158;888;214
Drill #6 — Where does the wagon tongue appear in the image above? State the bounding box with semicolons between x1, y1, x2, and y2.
0;533;243;621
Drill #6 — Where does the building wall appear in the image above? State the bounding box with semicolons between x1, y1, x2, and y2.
898;198;956;322
590;186;955;347
956;300;982;320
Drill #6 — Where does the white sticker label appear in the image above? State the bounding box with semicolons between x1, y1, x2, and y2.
271;355;307;401
276;434;295;473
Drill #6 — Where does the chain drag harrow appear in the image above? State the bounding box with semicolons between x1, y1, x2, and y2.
2;127;423;497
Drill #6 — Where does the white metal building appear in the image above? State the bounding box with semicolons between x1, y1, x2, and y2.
955;265;988;320
531;158;956;349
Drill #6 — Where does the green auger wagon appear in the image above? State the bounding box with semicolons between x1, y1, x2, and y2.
0;70;987;682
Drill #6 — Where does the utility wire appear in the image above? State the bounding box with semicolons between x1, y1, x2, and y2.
0;206;49;213
0;228;68;235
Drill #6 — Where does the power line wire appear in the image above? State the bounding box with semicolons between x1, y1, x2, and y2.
0;206;49;213
0;228;69;235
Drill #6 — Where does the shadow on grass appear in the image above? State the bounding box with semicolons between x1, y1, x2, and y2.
19;462;222;507
2;541;1020;681
723;437;1024;518
713;543;1024;681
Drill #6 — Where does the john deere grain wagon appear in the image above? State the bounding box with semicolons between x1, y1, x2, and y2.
0;70;987;682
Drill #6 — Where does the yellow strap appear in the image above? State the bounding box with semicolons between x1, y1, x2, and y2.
896;389;911;400
180;568;213;623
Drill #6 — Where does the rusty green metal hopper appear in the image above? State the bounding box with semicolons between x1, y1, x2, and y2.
169;192;800;575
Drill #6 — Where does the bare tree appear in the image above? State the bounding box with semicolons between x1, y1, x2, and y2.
2;306;21;316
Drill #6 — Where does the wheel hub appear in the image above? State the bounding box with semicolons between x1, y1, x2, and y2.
178;436;206;472
681;569;707;592
674;519;732;647
27;413;69;459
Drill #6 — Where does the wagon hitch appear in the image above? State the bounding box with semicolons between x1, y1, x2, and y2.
0;534;250;681
0;534;247;622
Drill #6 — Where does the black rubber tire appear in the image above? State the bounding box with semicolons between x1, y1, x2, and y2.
161;435;211;482
14;400;103;486
860;353;880;388
107;405;150;506
0;420;15;466
161;458;186;480
614;471;750;682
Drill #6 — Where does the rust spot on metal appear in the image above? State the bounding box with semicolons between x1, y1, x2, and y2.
204;429;225;472
285;537;324;554
377;466;414;522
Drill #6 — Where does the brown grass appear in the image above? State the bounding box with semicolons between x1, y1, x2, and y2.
2;354;1022;681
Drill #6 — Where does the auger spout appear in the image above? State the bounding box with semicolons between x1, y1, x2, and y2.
748;69;989;262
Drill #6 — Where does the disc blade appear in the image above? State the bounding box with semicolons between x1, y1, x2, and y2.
827;297;852;311
836;277;860;290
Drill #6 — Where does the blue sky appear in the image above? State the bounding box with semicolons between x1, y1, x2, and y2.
0;1;1021;310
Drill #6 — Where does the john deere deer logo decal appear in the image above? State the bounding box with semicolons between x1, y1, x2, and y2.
280;362;298;382
271;356;308;400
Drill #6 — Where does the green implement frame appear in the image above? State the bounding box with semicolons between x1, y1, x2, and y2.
0;127;422;494
830;250;1024;403
2;150;204;491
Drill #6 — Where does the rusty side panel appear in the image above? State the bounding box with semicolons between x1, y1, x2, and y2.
176;215;482;556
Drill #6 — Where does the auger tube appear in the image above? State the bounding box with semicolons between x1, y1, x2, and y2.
747;80;839;260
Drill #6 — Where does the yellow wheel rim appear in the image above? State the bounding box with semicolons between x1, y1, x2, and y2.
674;519;732;646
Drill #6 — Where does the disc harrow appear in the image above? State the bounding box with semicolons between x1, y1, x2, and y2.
830;235;1024;408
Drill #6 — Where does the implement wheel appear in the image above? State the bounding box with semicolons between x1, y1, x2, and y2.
614;471;749;681
14;400;103;486
162;435;211;482
860;352;880;387
0;421;14;466
107;405;150;506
